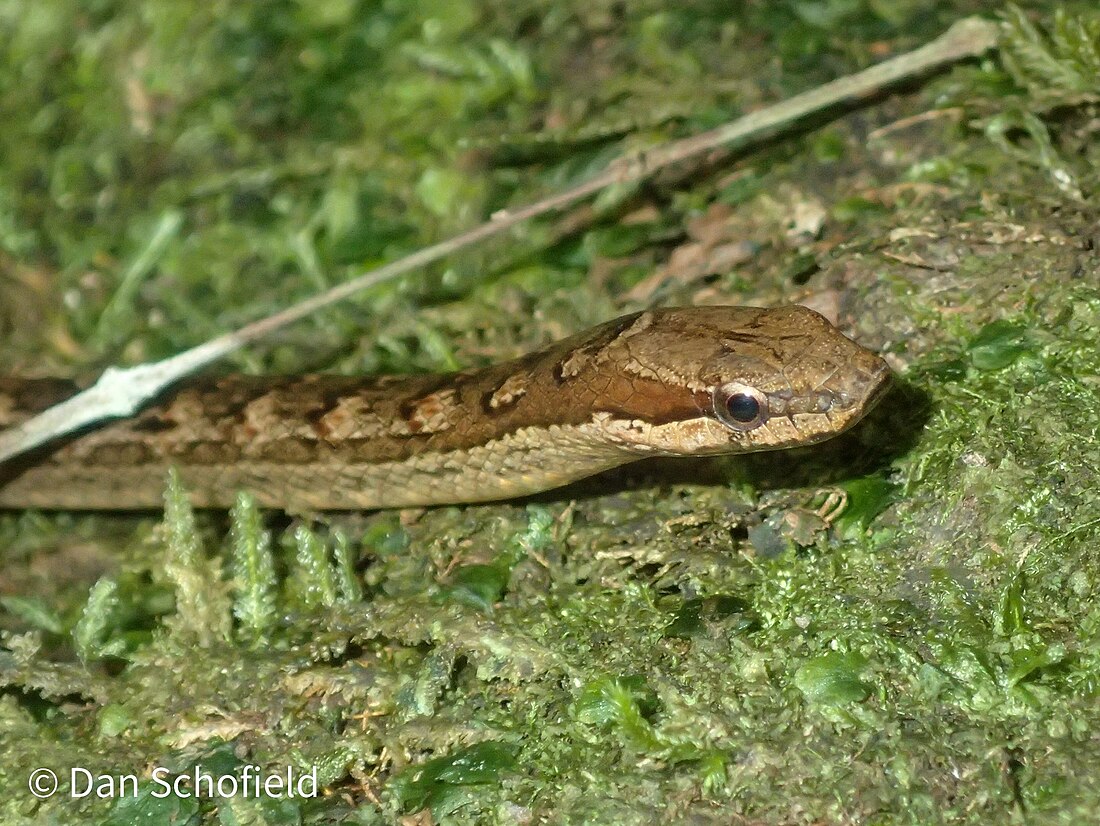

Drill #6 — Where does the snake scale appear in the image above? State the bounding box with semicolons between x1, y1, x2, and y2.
0;305;890;510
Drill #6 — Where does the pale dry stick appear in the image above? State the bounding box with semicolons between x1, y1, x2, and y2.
0;17;998;465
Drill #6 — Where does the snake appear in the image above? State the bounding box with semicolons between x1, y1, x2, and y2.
0;305;890;510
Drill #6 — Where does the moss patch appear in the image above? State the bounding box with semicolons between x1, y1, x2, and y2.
3;2;1100;823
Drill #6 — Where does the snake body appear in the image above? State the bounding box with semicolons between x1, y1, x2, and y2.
0;306;889;510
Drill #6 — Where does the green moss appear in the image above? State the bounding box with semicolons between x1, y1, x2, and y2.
389;740;519;818
4;2;1100;824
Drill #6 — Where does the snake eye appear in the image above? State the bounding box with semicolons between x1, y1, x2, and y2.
713;383;769;431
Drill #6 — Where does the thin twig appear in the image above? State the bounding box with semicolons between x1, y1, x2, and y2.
0;17;998;465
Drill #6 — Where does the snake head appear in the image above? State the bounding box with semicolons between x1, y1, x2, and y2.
595;305;891;456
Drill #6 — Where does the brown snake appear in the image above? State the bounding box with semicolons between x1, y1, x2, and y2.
0;305;890;510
